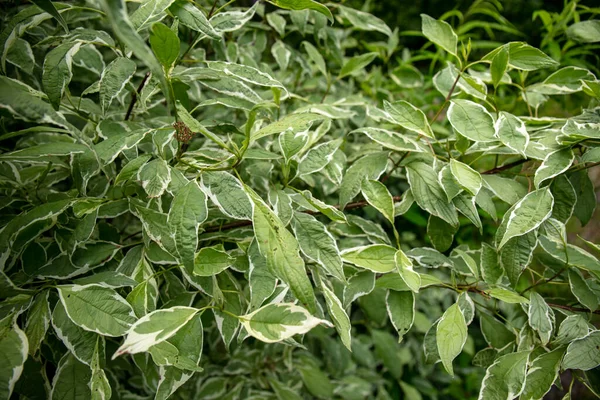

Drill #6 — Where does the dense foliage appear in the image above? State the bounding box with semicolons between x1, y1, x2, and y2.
1;0;600;399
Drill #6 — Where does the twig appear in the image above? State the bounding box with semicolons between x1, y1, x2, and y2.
208;0;219;18
382;152;410;183
546;303;600;315
438;283;600;315
481;158;528;175
430;70;462;126
202;195;403;233
519;265;569;295
381;69;462;180
125;72;150;121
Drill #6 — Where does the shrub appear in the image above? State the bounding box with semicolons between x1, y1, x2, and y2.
0;0;599;399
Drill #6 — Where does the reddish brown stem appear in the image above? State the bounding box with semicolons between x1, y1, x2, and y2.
202;195;403;233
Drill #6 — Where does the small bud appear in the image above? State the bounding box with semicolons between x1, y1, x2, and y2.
173;121;196;143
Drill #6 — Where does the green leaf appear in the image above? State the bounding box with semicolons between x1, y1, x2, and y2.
150;313;203;371
0;320;28;399
0;199;72;267
30;0;69;32
269;188;293;226
505;42;558;71
361;179;395;224
479;351;530;399
341;244;397;273
395;250;421;293
497;188;554;249
533;148;574;189
297;139;342;176
436;303;467;376
457;292;475;325
454;194;483;232
50;353;91;399
343;270;375;307
291;213;345;282
130;0;175;31
115;154;152;185
339;152;388;209
438;165;463;202
491;45;508;88
155;366;193;400
138;158;171;198
57;284;137;337
452;248;480;278
421;14;458;56
297;361;334;399
562;330;600;371
483;175;528;205
567;20;600;43
568;269;598;311
339;52;378;78
427;215;456;252
0;142;88;161
42;41;82;109
24;291;50;356
480;244;502;285
52;301;98;365
495;112;529;155
538;236;600;279
321;284;351;351
193;246;233;276
487;288;529;304
101;0;171;114
266;0;333;24
353;127;422;153
241;303;331;343
169;0;220;39
208;61;288;97
90;338;111;400
529;66;595;95
248;189;317;313
150;22;180;69
372;329;403;379
201;171;253;220
338;5;392;36
95;127;149;165
391;64;424;88
268;13;287;37
582;79;600;98
386;290;414;342
294;190;346;222
569;170;596;226
550;175;576;223
210;3;258;32
383;100;434;138
168;181;207;271
555;315;592;345
521;347;565;400
252;113;325;141
450;159;482;196
269;378;303;400
279;128;309;161
447;99;495;142
302;41;327;77
560;119;600;144
114;306;198;358
527;292;553;345
99;56;136;113
406;162;459;226
6;38;35;75
248;240;277;311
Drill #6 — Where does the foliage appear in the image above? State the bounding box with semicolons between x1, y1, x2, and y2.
1;0;600;399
